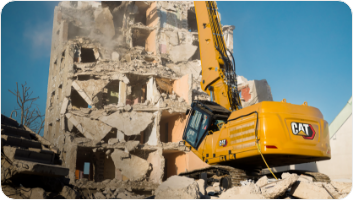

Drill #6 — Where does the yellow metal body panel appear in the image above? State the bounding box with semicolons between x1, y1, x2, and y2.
186;101;331;168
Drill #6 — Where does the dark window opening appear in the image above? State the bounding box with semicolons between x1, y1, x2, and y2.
71;88;89;109
71;126;85;138
134;2;149;26
103;81;120;106
188;9;198;32
132;29;150;48
76;147;95;181
77;75;92;81
102;129;117;143
81;48;97;63
49;91;55;108
58;84;62;101
53;59;57;69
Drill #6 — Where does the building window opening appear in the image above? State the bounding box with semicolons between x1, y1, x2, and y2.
49;91;55;108
71;88;89;109
188;9;198;32
132;29;150;48
134;2;149;26
103;81;120;105
76;147;95;181
155;78;173;95
80;48;96;63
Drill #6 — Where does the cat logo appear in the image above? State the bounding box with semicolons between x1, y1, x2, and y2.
219;139;227;147
291;122;316;140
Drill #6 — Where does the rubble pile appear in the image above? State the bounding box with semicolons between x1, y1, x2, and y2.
155;173;352;199
1;114;77;198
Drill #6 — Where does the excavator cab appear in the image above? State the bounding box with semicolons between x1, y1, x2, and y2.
183;101;230;150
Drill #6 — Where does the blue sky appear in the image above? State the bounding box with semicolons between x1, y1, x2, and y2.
1;1;351;135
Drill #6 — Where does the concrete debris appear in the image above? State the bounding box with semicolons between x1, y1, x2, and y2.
238;79;273;108
256;176;269;187
66;113;112;141
197;179;207;196
111;149;150;181
330;181;352;194
22;187;46;199
99;111;154;136
94;191;106;199
323;183;341;199
297;174;314;183
155;176;201;199
60;186;78;199
169;44;198;63
75;79;109;100
125;140;140;152
261;174;298;199
290;181;333;199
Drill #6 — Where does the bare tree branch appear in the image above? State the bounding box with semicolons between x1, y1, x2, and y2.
8;82;44;134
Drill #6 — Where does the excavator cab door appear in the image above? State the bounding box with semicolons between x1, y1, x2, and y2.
183;101;231;150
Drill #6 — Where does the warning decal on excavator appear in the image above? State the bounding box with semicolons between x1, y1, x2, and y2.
291;122;316;140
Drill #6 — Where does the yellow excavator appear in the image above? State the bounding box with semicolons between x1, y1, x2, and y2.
180;1;331;188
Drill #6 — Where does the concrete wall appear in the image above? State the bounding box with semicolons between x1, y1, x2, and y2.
316;115;352;181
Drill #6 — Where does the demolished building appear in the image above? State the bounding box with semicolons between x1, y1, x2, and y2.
43;1;273;195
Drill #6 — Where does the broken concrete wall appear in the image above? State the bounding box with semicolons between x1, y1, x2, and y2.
238;78;273;108
44;1;237;187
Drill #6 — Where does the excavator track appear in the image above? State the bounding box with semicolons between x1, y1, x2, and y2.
178;165;248;187
292;171;331;183
178;166;331;189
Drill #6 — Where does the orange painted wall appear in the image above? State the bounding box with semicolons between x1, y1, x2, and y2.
173;74;190;104
160;114;187;143
163;152;187;180
146;2;158;55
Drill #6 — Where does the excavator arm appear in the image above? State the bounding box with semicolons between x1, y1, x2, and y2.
194;1;242;111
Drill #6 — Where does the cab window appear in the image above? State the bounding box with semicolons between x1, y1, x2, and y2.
185;109;210;149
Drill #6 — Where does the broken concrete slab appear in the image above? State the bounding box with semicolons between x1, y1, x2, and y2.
111;149;150;181
22;187;46;199
240;79;273;108
94;191;106;199
65;113;112;141
297;174;314;183
323;183;341;199
99;111;154;136
261;174;298;199
110;73;129;84
256;176;268;187
155;175;201;199
290;181;332;199
169;44;198;63
330;181;352;194
60;186;78;199
125;140;139;152
60;97;69;115
197;179;206;196
75;79;109;101
147;149;164;184
72;81;93;105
